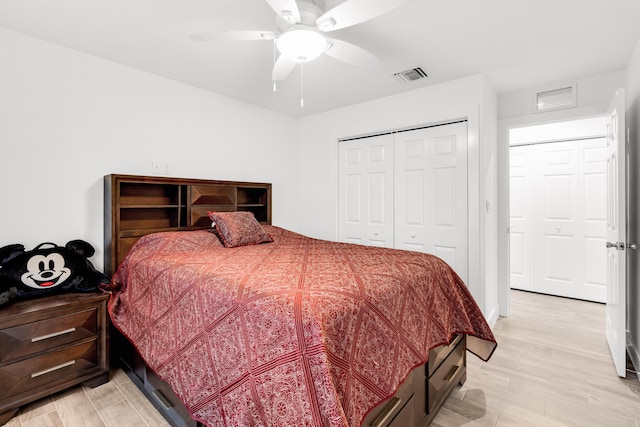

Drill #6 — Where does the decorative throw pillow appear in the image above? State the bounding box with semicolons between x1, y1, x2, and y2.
207;211;273;248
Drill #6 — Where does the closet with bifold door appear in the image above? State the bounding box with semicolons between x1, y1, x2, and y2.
509;138;607;302
338;121;469;284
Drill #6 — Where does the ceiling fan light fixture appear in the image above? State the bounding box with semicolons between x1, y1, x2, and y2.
277;29;327;62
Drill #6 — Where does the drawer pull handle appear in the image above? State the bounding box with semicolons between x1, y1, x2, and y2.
31;327;76;342
152;390;173;410
31;360;75;378
371;397;402;427
444;364;460;382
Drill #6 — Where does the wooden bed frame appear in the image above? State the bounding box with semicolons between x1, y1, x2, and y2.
103;174;467;427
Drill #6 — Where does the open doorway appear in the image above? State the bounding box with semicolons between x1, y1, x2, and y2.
508;116;608;302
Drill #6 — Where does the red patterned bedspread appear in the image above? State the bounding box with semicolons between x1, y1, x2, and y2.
108;226;495;427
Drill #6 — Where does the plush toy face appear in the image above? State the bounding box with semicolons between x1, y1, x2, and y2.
22;252;72;289
0;240;110;307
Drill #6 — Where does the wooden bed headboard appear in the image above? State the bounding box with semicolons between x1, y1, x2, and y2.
103;174;272;276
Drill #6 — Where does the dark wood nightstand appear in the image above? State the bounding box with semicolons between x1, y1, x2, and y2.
0;292;110;424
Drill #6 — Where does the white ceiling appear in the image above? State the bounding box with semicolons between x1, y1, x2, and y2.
2;0;640;117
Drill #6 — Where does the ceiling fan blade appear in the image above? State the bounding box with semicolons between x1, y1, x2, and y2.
190;31;277;42
272;55;298;81
264;0;300;23
323;37;376;66
316;0;412;32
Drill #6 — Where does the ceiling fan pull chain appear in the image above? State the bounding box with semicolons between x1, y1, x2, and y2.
300;62;304;107
273;40;277;92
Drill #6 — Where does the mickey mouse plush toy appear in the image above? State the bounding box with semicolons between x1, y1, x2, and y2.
0;240;110;307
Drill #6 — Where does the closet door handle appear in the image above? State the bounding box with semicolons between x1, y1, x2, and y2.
606;242;624;250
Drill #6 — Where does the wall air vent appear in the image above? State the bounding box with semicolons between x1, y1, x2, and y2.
393;67;428;83
535;84;576;112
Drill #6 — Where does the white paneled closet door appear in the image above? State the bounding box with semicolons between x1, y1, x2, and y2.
338;134;394;247
394;123;468;281
534;140;581;298
339;121;468;283
509;138;607;302
580;139;608;302
394;130;429;252
509;146;535;291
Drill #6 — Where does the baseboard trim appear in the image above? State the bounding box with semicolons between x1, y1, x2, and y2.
486;305;499;328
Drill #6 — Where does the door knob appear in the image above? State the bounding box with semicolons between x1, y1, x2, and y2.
628;243;638;251
606;242;625;250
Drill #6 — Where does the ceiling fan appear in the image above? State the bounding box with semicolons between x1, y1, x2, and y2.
190;0;412;82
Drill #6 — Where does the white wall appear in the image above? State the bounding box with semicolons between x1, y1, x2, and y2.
482;78;499;325
496;70;626;316
296;74;500;323
499;70;626;119
0;29;501;324
625;37;640;375
0;29;298;271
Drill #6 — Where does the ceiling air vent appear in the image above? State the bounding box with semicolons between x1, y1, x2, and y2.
535;84;576;112
393;67;428;83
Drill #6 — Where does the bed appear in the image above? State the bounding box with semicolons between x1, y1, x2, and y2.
103;174;496;427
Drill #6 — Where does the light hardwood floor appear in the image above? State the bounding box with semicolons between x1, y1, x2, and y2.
4;368;170;427
434;290;640;427
4;290;639;426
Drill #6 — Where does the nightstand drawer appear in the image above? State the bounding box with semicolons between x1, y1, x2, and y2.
0;308;98;364
0;340;98;400
0;293;109;423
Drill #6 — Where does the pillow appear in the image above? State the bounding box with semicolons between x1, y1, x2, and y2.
207;211;273;248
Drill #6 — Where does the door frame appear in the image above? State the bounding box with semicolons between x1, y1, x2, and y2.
498;111;610;317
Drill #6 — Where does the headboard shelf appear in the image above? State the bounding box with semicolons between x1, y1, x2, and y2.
119;182;181;206
104;174;272;276
119;204;182;210
118;227;192;238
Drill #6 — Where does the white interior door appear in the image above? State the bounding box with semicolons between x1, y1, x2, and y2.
338;134;394;247
535;139;608;301
394;122;468;282
339;122;468;283
509;138;607;302
509;145;535;291
534;141;580;298
579;139;608;302
605;89;627;378
426;122;468;282
394;129;429;253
